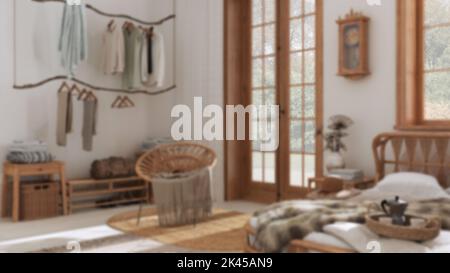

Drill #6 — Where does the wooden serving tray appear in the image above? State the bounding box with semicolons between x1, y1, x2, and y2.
366;214;441;242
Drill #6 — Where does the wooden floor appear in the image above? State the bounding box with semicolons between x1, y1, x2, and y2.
0;201;264;253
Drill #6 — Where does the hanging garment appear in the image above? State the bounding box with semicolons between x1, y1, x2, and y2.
142;29;165;88
147;32;153;74
102;21;125;75
56;90;73;147
140;31;150;84
58;1;88;77
82;98;97;152
123;26;143;89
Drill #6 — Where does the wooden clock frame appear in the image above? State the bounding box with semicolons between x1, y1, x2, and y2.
337;9;370;79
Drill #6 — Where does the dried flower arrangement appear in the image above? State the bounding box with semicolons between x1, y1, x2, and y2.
324;115;354;153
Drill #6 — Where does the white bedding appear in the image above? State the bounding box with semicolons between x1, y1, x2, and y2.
248;221;450;253
249;172;450;253
321;222;450;253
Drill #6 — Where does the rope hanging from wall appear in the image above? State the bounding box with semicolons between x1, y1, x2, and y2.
13;0;177;96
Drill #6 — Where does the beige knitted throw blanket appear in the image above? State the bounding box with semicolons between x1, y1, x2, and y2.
152;168;213;227
253;199;450;252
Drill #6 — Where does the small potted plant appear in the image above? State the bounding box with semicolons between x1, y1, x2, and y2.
324;115;354;172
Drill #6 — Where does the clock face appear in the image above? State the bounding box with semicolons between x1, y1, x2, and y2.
344;26;360;46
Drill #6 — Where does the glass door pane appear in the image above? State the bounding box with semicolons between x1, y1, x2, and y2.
251;0;277;184
289;0;317;188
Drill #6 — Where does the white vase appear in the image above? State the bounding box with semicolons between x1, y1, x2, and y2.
325;152;345;172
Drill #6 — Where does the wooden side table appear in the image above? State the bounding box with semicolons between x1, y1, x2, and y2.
1;161;67;222
307;176;376;200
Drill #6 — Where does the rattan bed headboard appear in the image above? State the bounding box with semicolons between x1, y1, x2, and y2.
373;132;450;188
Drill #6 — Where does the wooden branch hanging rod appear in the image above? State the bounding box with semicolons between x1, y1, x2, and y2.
14;76;176;96
32;0;176;26
15;0;177;96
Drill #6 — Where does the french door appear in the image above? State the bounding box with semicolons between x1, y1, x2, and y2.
247;0;323;202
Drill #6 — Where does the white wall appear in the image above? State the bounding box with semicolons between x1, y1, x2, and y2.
0;0;226;213
323;0;397;176
0;0;397;213
175;0;224;202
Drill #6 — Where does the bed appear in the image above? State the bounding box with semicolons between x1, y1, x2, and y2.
245;131;450;253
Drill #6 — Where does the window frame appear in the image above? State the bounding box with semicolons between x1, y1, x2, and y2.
397;0;450;130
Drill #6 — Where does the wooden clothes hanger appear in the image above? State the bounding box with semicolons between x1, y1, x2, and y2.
69;84;81;96
78;89;89;101
78;89;97;102
121;96;135;108
148;26;154;38
107;19;115;31
111;96;135;109
58;81;70;93
123;21;135;33
85;91;98;102
111;96;123;108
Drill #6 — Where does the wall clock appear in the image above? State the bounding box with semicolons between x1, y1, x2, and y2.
337;10;370;79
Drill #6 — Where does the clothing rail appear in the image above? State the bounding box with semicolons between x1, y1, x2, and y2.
13;0;178;96
14;76;177;96
32;0;176;26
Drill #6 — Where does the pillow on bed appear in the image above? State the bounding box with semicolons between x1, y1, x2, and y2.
377;172;441;191
447;188;450;195
351;172;449;202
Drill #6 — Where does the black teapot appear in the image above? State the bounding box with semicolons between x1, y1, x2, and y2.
381;196;408;226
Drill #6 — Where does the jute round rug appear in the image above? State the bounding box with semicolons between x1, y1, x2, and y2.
107;208;250;252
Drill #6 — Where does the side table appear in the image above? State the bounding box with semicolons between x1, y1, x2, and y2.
1;161;67;222
307;176;376;200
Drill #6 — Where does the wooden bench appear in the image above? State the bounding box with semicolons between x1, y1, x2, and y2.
66;176;150;214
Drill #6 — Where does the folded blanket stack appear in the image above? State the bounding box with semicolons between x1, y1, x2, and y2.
137;137;174;156
141;137;174;151
7;141;54;164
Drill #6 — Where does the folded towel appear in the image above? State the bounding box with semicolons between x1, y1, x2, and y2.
141;137;173;150
8;140;49;153
7;151;54;164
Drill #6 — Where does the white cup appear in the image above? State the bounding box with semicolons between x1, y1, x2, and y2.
410;218;426;228
379;217;392;225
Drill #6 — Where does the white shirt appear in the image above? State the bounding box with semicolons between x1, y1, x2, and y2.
102;21;125;75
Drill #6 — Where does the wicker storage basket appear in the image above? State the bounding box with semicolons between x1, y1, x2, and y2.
21;182;60;221
366;214;441;242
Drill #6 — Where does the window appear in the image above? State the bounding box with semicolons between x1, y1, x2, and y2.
423;0;450;120
397;0;450;129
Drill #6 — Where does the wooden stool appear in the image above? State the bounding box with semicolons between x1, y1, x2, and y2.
1;161;67;222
